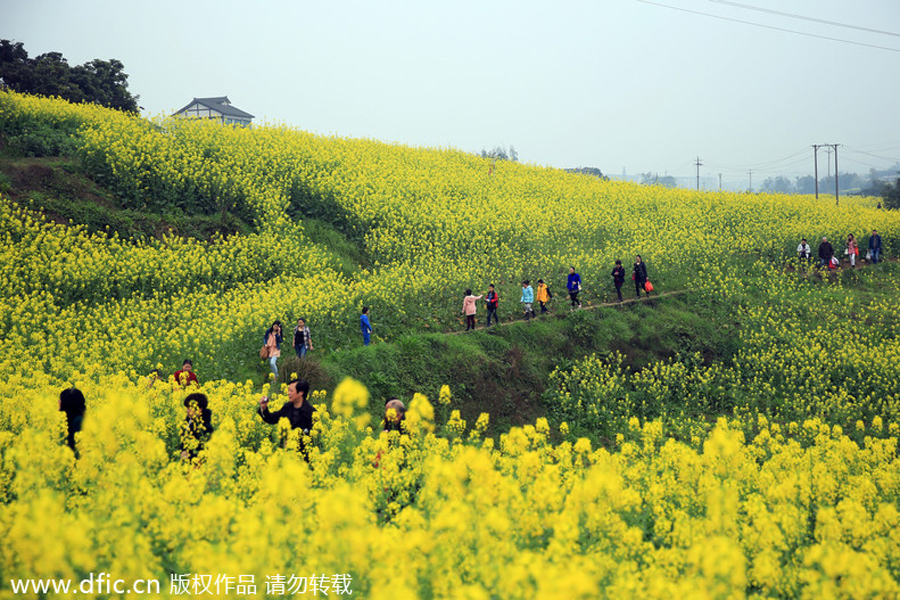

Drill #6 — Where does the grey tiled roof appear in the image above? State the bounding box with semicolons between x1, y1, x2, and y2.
174;96;255;119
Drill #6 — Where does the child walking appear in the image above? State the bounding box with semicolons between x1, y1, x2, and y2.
461;288;484;331
520;280;536;320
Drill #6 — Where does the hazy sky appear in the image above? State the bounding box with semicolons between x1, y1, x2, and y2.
4;0;900;186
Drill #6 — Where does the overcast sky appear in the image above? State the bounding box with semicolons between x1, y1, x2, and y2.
4;0;900;187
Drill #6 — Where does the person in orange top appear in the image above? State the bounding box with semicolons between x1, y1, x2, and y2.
173;359;199;388
536;279;552;314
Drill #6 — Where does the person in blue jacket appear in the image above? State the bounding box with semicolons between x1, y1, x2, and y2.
360;307;373;346
567;266;582;309
520;280;535;320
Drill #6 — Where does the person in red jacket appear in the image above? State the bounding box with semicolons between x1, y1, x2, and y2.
173;359;199;388
485;284;500;327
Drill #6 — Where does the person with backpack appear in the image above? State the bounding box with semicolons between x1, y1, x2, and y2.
611;260;626;303
536;279;552;314
485;284;500;327
567;267;582;309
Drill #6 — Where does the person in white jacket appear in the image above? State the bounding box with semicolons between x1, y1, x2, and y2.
797;239;811;266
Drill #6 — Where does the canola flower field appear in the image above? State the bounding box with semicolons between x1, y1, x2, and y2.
1;91;900;598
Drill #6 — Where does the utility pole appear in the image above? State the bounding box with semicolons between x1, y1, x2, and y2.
694;156;702;191
718;173;722;191
831;143;840;206
748;169;753;193
825;146;833;178
812;144;821;199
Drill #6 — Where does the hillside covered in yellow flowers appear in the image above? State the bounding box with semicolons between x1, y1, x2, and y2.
1;91;900;598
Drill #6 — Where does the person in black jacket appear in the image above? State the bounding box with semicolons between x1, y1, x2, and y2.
180;393;214;460
59;387;86;455
632;255;649;298
258;379;316;457
611;260;626;303
818;237;834;268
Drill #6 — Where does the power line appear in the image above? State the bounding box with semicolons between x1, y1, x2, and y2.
840;155;894;171
704;148;810;171
636;0;900;54
709;0;900;38
842;146;900;163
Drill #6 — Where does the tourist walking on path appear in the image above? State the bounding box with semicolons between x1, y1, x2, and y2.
293;318;313;358
818;237;834;268
485;285;500;327
520;280;536;320
360;307;373;346
567;267;582;309
536;279;552;314
632;255;649;298
263;321;283;379
611;260;626;303
868;229;882;264
847;234;858;268
461;289;484;331
797;239;812;265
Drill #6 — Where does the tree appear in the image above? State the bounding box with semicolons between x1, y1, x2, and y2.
794;175;816;195
566;167;609;181
0;40;139;113
883;177;900;210
762;176;794;194
639;172;675;187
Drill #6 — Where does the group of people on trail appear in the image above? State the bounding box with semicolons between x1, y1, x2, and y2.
260;319;315;380
799;229;883;270
460;259;653;330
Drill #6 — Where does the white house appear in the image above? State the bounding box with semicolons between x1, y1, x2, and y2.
173;96;254;126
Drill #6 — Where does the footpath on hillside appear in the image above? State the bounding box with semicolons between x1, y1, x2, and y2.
449;255;895;336
448;289;688;335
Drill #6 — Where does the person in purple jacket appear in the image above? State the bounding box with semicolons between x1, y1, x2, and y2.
567;266;582;309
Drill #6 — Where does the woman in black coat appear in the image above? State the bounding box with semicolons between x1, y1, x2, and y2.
632;255;649;298
59;387;86;454
181;393;214;459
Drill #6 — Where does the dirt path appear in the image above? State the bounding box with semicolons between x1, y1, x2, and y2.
448;289;688;335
